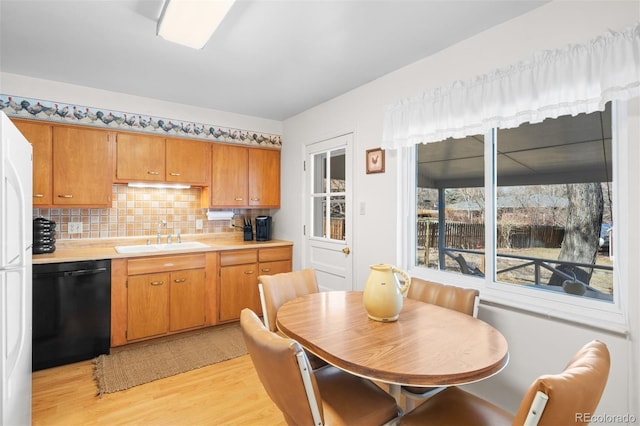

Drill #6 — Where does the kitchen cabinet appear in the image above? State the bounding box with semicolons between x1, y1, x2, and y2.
12;119;53;206
115;133;210;185
218;246;292;322
11;119;112;207
165;137;211;185
206;144;280;208
115;133;164;182
248;148;280;207
53;126;113;206
125;254;207;342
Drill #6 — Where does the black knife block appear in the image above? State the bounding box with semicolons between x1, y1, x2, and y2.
243;224;253;241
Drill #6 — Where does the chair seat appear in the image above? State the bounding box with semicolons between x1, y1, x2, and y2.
400;387;513;426
316;365;399;426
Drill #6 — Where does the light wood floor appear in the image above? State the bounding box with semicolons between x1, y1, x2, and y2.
32;354;286;425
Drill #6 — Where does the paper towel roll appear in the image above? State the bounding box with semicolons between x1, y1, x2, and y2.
207;210;234;220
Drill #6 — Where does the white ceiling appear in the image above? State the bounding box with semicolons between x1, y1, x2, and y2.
0;0;547;121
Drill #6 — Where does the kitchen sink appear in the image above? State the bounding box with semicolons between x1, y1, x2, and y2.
114;241;209;254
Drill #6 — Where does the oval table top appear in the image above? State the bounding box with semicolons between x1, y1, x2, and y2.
276;291;509;387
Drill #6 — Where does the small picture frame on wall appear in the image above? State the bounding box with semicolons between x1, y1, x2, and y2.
366;148;385;174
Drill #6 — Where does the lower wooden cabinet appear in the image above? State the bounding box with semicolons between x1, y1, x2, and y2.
110;245;292;346
117;254;207;343
218;246;292;322
127;273;170;341
169;268;207;332
126;268;207;341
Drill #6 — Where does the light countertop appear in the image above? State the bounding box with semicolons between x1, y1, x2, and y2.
32;235;293;264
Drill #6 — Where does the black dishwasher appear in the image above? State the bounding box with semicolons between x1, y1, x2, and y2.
32;259;111;371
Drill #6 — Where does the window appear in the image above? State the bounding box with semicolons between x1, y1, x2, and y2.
416;134;486;278
310;148;346;241
409;102;620;325
494;104;613;301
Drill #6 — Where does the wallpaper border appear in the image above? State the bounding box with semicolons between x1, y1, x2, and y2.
0;94;282;148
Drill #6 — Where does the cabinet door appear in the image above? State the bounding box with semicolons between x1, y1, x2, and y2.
219;263;261;322
127;273;170;341
170;269;206;332
12;119;53;205
210;144;247;207
116;133;165;181
166;138;210;185
248;148;280;207
52;126;112;206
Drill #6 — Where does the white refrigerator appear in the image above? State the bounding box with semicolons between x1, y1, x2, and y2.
0;111;33;425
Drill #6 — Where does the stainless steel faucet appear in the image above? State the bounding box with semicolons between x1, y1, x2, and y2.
157;220;166;244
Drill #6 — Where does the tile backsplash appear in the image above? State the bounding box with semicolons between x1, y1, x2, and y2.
33;184;271;240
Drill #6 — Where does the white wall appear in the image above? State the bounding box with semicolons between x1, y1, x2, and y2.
0;72;282;135
281;0;640;419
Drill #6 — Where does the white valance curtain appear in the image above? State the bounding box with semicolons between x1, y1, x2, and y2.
381;22;640;150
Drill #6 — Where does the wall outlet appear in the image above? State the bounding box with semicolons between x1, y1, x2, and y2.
195;219;203;230
68;222;83;234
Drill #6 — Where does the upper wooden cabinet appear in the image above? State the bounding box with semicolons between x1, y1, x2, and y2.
248;148;280;208
206;144;280;208
12;119;113;207
165;138;211;185
115;133;165;182
53;126;113;206
209;144;248;207
115;133;210;185
12;119;53;206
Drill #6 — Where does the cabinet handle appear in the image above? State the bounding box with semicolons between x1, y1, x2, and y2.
169;172;181;176
33;194;44;198
147;171;160;175
57;194;73;198
235;197;244;201
174;278;186;283
244;270;255;275
150;280;164;286
261;268;271;272
251;198;260;201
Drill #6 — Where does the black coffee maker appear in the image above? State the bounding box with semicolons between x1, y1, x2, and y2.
255;216;272;241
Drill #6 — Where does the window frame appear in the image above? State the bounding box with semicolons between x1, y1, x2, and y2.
401;102;628;333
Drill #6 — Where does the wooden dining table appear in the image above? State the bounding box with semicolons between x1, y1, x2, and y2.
276;291;509;404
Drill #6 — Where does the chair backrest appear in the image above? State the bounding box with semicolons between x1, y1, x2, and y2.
407;278;479;317
258;269;320;332
240;308;324;425
512;340;611;426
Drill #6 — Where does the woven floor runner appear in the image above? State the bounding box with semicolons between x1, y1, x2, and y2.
93;324;247;395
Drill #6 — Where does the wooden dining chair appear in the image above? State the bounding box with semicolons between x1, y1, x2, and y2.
402;278;480;410
240;308;400;426
258;268;327;369
400;340;610;426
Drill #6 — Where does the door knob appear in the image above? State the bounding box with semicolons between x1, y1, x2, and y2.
342;247;351;254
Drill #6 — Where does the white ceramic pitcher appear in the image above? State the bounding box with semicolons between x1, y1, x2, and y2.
363;264;411;322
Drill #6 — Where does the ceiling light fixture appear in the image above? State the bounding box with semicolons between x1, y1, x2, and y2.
157;0;236;49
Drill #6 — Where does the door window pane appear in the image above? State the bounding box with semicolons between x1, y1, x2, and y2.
310;149;347;241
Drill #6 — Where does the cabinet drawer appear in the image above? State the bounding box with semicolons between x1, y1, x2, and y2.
259;246;292;262
128;254;206;275
220;250;258;266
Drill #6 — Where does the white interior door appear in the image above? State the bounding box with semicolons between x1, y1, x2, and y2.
305;134;353;291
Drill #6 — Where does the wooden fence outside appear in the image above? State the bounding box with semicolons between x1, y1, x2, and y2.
417;220;564;249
